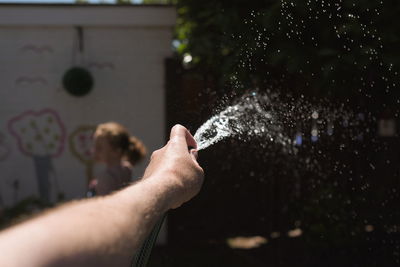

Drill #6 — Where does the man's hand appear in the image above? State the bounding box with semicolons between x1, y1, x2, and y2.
143;124;204;209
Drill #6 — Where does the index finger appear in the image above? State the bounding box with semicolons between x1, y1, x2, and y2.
169;124;198;151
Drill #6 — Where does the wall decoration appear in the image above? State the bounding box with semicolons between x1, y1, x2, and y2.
0;132;11;162
88;62;115;70
8;109;66;203
63;26;94;97
62;67;93;97
15;76;48;86
69;125;96;186
20;44;54;55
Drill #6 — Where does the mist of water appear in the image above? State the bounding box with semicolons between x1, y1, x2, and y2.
194;91;353;153
194;93;289;151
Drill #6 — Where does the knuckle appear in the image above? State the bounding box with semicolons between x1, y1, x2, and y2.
172;124;184;131
171;124;186;135
150;149;161;160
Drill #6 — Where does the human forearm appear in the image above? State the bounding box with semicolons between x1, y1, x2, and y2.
0;125;204;267
0;177;172;267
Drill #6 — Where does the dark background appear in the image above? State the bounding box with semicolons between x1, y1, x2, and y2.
151;1;400;266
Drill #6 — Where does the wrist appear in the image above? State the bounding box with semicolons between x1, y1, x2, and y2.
144;173;183;211
116;174;179;213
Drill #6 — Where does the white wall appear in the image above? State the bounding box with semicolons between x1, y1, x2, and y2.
0;5;176;206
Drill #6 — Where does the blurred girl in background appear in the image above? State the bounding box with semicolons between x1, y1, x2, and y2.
88;122;147;196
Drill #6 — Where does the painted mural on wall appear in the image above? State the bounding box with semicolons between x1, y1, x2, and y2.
20;44;54;55
7;109;66;203
0;132;11;162
69;125;95;186
88;61;115;70
6;177;20;205
15;76;48;86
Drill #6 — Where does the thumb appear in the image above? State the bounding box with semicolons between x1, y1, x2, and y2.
170;124;198;151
